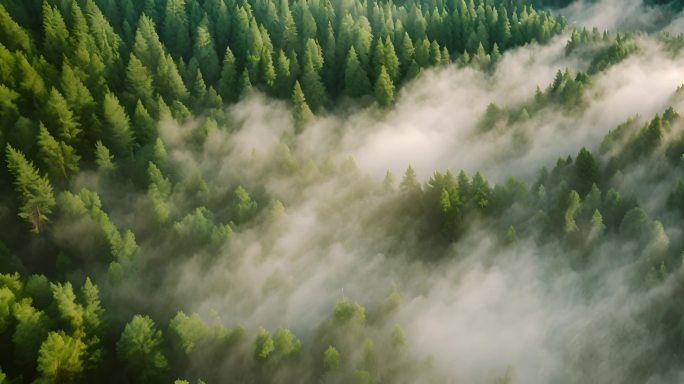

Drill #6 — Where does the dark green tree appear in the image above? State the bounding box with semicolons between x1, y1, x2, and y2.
101;92;134;157
117;315;169;383
344;47;371;97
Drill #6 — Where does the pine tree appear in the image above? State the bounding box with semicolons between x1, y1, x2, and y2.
300;57;328;111
37;331;86;382
238;69;252;98
193;18;220;85
124;55;155;110
42;3;70;63
0;4;31;52
94;141;116;174
374;65;395;107
60;64;95;118
274;50;292;98
6;145;56;233
218;47;238;102
400;165;420;192
163;0;191;59
132;101;156;146
384;38;401;82
44;88;81;144
156;54;188;104
12;298;49;366
117;315;168;382
15;52;47;100
344;47;371;97
292;81;314;133
101;92;134;157
260;49;277;89
37;124;80;181
399;32;415;72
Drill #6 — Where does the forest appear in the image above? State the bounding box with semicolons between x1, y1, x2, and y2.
1;0;684;382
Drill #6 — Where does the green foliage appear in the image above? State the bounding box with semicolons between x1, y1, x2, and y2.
12;298;49;366
6;145;56;233
37;331;87;383
345;47;371;98
323;345;340;371
94;141;116;174
37;124;80;182
231;186;258;224
0;287;14;334
588;34;637;74
400;166;420;192
374;65;395;106
574;148;599;196
101;92;134;157
293;80;314;132
254;327;275;361
43;88;81;144
333;298;366;325
169;311;210;355
117;315;168;382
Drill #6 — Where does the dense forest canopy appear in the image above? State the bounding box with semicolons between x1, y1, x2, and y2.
1;0;684;383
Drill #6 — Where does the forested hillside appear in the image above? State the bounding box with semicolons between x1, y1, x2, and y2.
1;0;684;383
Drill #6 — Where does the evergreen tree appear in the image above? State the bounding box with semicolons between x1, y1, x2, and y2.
94;141;116;174
193;19;220;85
292;81;314;133
274;49;292;98
37;124;80;182
344;47;371;97
0;4;31;52
44;88;81;144
400;165;420;192
163;0;191;59
101;92;134;157
132;101;156;146
374;65;395;106
384;38;401;82
124;55;155;110
300;56;328;111
42;3;70;64
37;331;86;383
238;69;253;98
60;63;96;118
575;147;599;196
5;145;56;233
12;299;49;366
218;47;238;102
156;54;189;103
117;315;168;383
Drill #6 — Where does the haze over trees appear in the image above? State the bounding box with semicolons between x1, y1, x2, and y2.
1;0;684;383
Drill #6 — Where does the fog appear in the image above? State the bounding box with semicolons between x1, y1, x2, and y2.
61;3;684;383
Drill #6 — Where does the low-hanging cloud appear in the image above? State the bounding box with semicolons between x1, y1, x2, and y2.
64;10;684;383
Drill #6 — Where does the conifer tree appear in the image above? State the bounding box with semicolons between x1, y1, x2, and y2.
101;92;134;157
163;0;191;59
37;124;80;182
193;19;220;85
124;55;155;110
37;331;86;382
117;315;168;382
345;47;371;97
5;145;56;233
218;47;238;102
132;101;157;146
292;81;314;133
44;88;81;144
374;65;395;106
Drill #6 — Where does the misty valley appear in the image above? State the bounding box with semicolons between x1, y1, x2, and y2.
2;0;684;383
